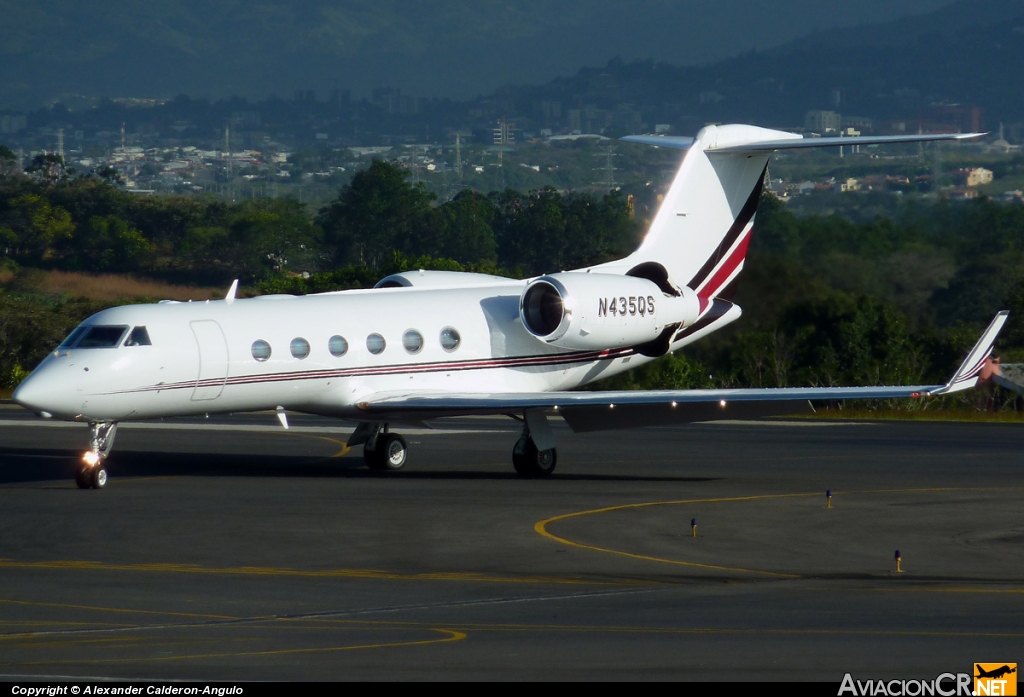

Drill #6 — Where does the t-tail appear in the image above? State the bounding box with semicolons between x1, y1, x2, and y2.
595;124;984;347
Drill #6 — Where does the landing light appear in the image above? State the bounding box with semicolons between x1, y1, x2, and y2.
82;451;100;466
671;401;677;408
719;400;727;408
609;403;615;409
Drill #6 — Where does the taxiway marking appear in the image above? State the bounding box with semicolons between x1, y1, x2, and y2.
0;558;630;587
535;487;1024;579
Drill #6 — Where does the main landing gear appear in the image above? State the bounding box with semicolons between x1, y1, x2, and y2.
77;421;117;489
351;423;409;471
512;409;557;477
348;409;557;477
512;434;557;477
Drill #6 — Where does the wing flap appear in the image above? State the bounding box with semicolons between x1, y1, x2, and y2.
559;400;815;432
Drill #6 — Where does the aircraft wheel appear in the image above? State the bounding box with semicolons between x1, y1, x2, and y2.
75;466;91;489
377;433;408;471
368;440;385;466
512;437;529;475
513;437;556;477
531;443;557;477
90;465;108;489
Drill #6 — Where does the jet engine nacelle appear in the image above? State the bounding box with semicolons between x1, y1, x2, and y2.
519;273;700;353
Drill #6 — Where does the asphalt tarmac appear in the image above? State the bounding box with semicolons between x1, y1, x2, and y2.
0;404;1022;681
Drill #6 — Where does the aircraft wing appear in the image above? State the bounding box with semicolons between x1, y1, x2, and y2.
355;313;1007;431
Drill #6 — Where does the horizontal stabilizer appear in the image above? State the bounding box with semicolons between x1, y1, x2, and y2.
711;132;985;153
622;130;985;154
620;135;695;150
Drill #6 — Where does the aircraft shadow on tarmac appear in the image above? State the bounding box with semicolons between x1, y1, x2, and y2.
0;448;717;484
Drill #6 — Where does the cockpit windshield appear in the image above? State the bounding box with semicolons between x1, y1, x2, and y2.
75;325;130;349
59;326;89;348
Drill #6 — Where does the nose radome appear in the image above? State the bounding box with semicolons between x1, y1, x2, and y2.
12;370;60;414
12;373;42;411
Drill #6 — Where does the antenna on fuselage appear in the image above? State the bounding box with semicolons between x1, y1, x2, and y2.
225;279;239;304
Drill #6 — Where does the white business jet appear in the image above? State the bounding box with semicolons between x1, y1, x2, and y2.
14;124;1006;489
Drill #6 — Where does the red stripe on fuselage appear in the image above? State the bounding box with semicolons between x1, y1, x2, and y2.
115;346;638;394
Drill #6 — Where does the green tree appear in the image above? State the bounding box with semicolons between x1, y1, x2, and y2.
0;145;18;178
25;154;71;187
3;193;75;261
489;187;638;276
92;165;124;186
430;190;497;263
72;215;153;271
216;199;322;280
318;160;436;268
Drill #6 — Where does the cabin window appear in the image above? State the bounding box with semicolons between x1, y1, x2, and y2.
251;340;272;362
439;327;461;352
402;329;424;354
124;326;152;346
290;337;311;359
76;325;129;349
328;335;349;357
59;325;89;348
366;333;386;355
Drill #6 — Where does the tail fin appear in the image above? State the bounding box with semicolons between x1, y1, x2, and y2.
596;125;797;298
600;124;982;302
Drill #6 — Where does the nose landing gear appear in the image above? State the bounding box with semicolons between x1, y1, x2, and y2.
77;422;117;489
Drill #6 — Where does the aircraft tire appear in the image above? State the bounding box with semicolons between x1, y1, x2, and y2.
377;433;408;471
512;437;529;475
363;442;383;469
513;437;556;477
75;466;91;489
90;465;108;489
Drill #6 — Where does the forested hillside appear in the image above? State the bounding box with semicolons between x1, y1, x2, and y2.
0;0;957;108
3;150;1024;413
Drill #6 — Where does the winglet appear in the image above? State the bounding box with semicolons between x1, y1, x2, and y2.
225;279;239;304
933;311;1009;395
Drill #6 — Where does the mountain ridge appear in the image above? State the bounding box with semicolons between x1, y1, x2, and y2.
0;0;957;109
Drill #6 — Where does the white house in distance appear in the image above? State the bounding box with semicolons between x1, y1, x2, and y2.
951;167;994;187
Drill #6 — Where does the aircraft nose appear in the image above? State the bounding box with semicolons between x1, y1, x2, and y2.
12;369;64;415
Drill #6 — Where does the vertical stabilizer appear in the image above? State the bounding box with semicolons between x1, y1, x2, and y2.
596;125;799;300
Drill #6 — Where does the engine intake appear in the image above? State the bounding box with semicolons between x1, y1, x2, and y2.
519;273;700;351
521;280;568;337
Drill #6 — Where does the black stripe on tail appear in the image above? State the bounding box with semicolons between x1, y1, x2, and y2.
686;163;767;291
